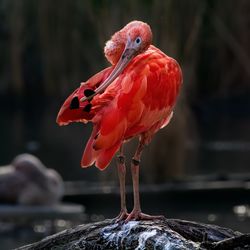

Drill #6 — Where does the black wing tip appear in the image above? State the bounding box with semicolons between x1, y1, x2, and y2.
70;96;79;109
84;89;96;101
83;103;92;112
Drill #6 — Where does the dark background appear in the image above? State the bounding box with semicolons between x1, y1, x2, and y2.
0;0;250;183
0;2;250;248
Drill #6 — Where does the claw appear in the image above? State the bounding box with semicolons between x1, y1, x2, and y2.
125;210;164;223
115;210;129;223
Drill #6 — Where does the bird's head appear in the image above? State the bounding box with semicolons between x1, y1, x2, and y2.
104;20;152;65
80;21;152;102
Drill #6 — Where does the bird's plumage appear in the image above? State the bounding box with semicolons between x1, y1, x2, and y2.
57;20;183;221
57;45;182;170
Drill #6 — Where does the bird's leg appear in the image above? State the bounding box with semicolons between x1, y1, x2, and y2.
125;138;164;222
115;145;128;222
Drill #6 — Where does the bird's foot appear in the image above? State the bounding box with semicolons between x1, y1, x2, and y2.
125;209;165;223
115;209;129;223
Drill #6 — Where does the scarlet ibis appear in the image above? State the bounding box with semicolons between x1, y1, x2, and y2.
57;21;182;222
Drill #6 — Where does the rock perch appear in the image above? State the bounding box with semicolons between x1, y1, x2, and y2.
17;218;250;249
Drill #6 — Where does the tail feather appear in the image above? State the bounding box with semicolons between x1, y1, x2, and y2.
95;142;121;170
81;126;121;170
81;126;99;167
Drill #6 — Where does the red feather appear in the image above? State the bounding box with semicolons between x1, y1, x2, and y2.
57;45;182;170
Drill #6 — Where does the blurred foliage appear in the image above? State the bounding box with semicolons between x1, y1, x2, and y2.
0;0;250;181
0;0;249;103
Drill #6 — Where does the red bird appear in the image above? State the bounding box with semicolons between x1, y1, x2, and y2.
57;21;182;222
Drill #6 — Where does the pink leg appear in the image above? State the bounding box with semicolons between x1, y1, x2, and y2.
125;138;164;222
115;145;128;222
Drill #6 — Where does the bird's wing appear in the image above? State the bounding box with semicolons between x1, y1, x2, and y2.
123;51;182;138
83;51;182;170
135;54;182;135
56;66;114;125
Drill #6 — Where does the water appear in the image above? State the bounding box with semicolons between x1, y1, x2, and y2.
64;180;250;232
1;95;250;181
0;97;250;249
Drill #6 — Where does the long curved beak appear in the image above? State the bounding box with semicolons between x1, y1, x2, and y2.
80;38;137;102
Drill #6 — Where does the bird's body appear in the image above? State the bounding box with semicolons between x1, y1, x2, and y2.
57;21;182;221
57;45;181;169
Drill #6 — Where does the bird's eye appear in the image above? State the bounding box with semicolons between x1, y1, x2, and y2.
135;37;141;44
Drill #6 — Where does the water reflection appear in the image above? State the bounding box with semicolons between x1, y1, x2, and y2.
1;99;250;183
234;205;250;219
0;100;250;249
0;204;85;249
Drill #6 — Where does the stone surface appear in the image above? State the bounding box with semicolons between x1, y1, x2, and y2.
17;218;250;250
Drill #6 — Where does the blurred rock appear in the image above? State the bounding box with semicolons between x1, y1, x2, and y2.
0;154;64;205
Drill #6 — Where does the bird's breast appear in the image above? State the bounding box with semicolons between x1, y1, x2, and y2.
93;45;182;135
